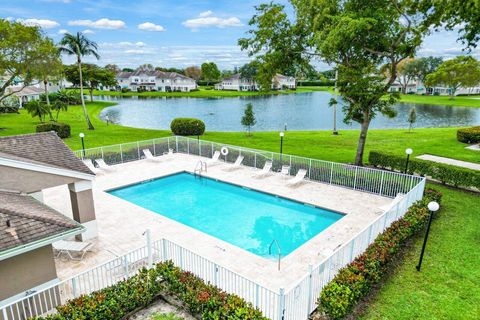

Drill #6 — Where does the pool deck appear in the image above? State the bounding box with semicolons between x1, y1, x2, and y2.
43;153;391;291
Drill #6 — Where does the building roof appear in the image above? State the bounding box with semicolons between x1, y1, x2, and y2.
0;132;94;176
0;191;83;253
10;86;44;97
117;70;195;81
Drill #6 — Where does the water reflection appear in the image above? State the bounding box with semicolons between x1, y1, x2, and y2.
99;92;480;131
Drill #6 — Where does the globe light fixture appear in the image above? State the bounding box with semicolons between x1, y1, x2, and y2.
416;201;440;271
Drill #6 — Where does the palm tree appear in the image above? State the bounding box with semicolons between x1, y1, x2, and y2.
58;32;100;130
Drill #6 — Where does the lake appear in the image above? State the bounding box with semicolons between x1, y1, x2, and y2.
98;91;480;131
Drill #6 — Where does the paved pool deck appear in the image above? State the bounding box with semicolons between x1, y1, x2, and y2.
43;153;391;291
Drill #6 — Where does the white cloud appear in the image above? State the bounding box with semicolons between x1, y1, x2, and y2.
125;49;146;54
138;22;165;32
83;29;95;34
68;18;125;29
182;11;242;30
58;28;69;34
15;18;60;29
135;41;146;47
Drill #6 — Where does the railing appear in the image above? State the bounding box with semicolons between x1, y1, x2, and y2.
0;137;425;320
75;136;423;198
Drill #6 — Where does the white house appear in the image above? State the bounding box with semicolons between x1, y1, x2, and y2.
389;79;480;96
215;73;296;91
116;70;197;92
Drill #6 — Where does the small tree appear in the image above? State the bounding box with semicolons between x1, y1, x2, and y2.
24;100;50;122
407;107;417;132
51;100;68;121
241;103;256;136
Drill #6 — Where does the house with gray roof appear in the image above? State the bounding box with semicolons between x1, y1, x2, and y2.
215;73;296;91
116;70;197;92
0;132;96;306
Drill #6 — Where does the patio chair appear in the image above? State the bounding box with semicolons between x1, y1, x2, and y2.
253;161;273;178
378;193;404;214
163;148;174;156
95;158;115;172
53;240;93;261
83;159;103;175
280;165;291;177
207;150;221;166
286;169;308;187
224;155;244;171
142;149;162;162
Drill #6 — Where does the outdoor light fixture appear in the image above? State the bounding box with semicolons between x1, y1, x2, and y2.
333;69;339;135
79;132;85;158
284;123;288;131
279;131;285;163
416;201;440;271
404;148;413;174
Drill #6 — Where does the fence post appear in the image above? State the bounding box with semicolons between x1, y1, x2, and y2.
214;263;218;286
187;139;190;155
353;167;358;190
145;229;152;268
329;162;334;184
175;136;179;152
153;139;156;156
101;147;104;160
254;153;257;169
162;238;167;262
308;159;312;179
255;283;260;307
307;264;313;315
136;141;140;159
349;239;355;261
2;308;8;320
72;278;77;297
123;256;129;278
278;288;285;320
119;144;124;163
379;171;385;196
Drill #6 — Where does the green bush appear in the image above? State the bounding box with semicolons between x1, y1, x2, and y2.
170;118;205;136
369;151;480;189
457;126;480;144
36;122;71;139
297;80;335;86
121;87;131;93
35;261;267;320
317;188;443;319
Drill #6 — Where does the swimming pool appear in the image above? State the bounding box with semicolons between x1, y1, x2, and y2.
109;172;343;258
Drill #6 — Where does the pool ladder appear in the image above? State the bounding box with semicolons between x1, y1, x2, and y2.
269;239;282;271
194;160;207;177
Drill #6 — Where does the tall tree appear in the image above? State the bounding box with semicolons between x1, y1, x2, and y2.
241;103;257;136
64;64;116;101
105;64;120;73
408;56;443;86
137;63;154;72
184;66;202;80
425;56;480;98
201;62;221;85
395;58;417;93
0;20;50;104
59;32;100;130
240;1;429;165
33;39;63;106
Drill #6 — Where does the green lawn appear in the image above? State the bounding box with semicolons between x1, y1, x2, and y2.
398;94;480;108
1;101;478;164
359;184;480;320
92;85;330;98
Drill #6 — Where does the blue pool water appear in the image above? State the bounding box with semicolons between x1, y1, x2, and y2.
109;172;343;258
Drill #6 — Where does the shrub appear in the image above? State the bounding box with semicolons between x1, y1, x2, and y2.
35;261;267;320
369;151;480;189
297;80;335;86
317;188;443;319
121;87;131;93
36;122;71;139
170;118;205;136
457;126;480;144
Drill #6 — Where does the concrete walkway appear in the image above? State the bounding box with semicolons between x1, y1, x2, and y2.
416;154;480;171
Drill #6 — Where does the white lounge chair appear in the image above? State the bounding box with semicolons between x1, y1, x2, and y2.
83;159;102;175
280;165;291;176
143;149;162;162
378;193;404;213
163;148;174;156
286;169;307;186
95;158;115;172
224;155;244;171
207;150;221;166
253;161;273;178
53;240;93;261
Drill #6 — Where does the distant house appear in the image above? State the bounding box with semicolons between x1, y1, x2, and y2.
115;70;197;92
215;73;296;91
389;79;480;96
4;78;67;108
0;132;97;308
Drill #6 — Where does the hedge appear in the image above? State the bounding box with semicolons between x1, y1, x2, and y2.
297;80;335;86
457;126;480;144
36;261;267;320
36;122;71;139
369;151;480;190
317;188;443;319
170;118;205;136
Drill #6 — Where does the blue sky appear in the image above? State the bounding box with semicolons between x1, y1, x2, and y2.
2;0;477;70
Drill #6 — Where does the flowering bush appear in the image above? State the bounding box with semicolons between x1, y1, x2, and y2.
317;188;443;319
36;261;267;320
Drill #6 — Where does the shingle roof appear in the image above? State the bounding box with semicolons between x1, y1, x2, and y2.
0;192;83;252
10;86;44;97
0;132;94;175
119;70;195;81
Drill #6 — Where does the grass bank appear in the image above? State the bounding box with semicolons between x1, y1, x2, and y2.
92;86;330;98
398;94;480;108
358;184;479;319
0;101;478;164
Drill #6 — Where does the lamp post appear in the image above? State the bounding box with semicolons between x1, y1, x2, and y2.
79;132;85;158
416;201;440;271
284;123;287;132
405;148;413;174
105;115;110;126
333;69;339;135
279;131;284;164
